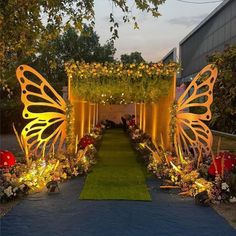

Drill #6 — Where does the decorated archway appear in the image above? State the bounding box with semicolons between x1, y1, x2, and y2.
14;62;219;198
65;61;179;150
15;62;218;162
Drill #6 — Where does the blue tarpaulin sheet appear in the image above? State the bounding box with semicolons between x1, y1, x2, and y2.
1;177;235;236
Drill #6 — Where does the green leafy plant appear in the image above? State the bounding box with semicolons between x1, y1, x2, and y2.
0;0;166;89
207;45;236;134
65;61;179;103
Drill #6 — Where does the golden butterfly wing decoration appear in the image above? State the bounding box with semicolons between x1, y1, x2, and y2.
175;64;218;160
16;63;217;160
16;65;66;157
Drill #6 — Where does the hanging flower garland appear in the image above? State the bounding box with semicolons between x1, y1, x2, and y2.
65;101;75;154
65;61;180;103
169;100;178;145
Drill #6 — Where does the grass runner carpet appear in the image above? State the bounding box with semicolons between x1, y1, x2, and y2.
80;129;151;200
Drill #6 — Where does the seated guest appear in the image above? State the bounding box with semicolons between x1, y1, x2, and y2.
128;114;135;127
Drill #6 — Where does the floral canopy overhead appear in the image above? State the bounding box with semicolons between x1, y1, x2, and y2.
65;61;179;104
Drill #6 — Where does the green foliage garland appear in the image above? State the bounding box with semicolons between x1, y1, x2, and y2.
65;61;179;103
65;101;75;154
169;100;178;145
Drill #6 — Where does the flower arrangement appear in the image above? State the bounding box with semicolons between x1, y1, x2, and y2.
0;124;103;203
0;165;29;202
129;127;236;205
78;135;95;149
65;61;180;103
208;151;236;176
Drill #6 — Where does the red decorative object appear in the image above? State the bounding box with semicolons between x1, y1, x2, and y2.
208;152;236;176
79;135;95;149
0;150;16;168
129;119;135;127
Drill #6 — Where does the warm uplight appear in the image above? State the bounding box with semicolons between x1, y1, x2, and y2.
19;159;59;191
143;103;146;132
195;181;205;189
92;103;96;128
88;102;91;133
170;161;183;174
80;101;85;138
151;103;157;146
139;103;143;130
139;143;146;149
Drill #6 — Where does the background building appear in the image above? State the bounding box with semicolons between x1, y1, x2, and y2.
162;48;177;64
162;0;236;84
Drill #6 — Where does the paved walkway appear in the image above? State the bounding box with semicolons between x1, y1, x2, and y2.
1;177;235;235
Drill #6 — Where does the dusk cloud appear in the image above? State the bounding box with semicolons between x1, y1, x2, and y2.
94;0;220;61
168;14;208;27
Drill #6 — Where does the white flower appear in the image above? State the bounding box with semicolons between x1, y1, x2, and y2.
221;182;229;191
13;187;18;193
4;186;13;197
19;184;26;191
230;197;236;203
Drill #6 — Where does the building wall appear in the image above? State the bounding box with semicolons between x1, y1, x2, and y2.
180;0;236;80
162;48;177;64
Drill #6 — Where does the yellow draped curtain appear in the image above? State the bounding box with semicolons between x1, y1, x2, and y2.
69;75;175;148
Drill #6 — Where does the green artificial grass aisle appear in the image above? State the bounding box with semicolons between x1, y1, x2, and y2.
80;129;151;201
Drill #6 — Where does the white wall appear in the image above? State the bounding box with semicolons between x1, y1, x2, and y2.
98;104;135;124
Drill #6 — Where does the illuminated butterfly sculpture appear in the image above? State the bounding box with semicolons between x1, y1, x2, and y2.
173;64;218;163
16;65;66;157
16;64;217;162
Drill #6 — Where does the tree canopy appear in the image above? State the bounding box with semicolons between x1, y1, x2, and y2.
207;45;236;134
0;0;166;134
121;51;145;64
33;26;116;86
0;0;166;91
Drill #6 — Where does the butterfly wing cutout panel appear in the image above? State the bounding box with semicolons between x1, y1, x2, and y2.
16;65;66;156
175;64;218;158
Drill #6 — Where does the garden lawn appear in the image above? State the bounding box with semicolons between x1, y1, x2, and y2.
80;129;151;200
